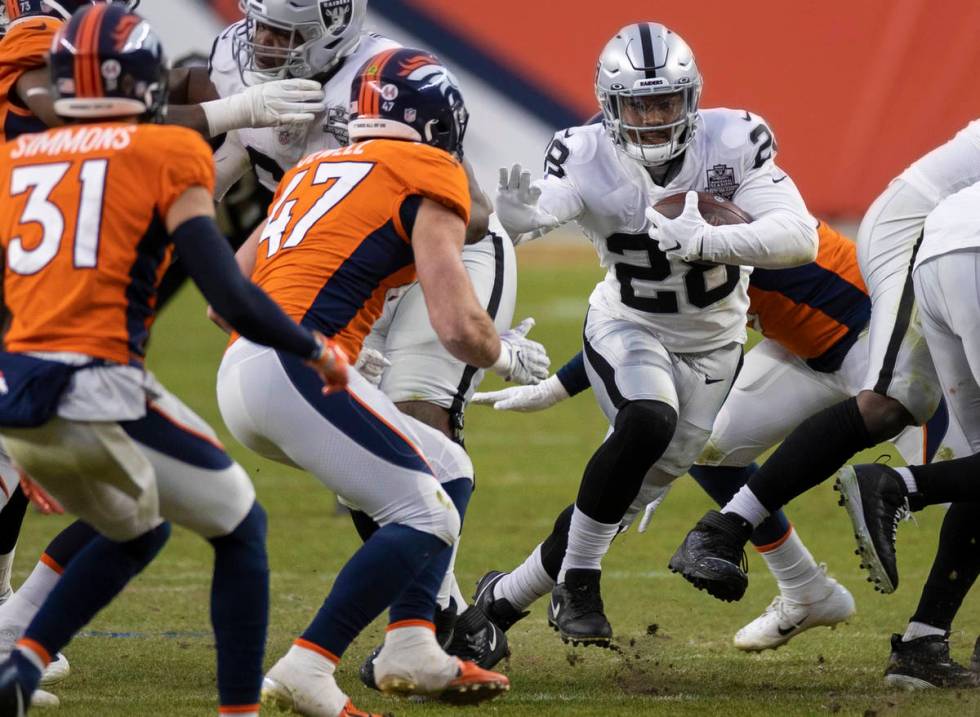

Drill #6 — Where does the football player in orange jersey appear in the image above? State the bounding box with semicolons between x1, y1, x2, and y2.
0;1;334;697
0;6;348;715
214;48;549;715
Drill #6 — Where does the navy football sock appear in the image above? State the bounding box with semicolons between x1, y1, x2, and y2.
689;464;791;547
207;502;269;709
300;523;447;658
21;522;171;664
41;520;99;570
389;478;472;624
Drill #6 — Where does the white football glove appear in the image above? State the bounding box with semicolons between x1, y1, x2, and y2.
201;79;326;137
491;317;551;385
645;191;710;263
354;347;390;387
471;374;569;412
494;164;561;237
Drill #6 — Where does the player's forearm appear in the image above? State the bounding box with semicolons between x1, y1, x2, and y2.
556;351;589;396
703;212;818;268
434;305;502;369
166;105;212;138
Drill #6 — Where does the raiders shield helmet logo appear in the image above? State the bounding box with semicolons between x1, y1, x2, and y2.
320;0;353;34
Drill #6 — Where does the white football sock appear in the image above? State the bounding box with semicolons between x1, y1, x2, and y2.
757;527;831;604
0;558;61;654
0;550;14;602
286;641;337;675
723;485;770;528
893;466;918;495
557;507;619;582
495;544;554;611
903;621;946;642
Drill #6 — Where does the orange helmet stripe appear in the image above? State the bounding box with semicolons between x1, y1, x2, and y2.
357;49;397;119
74;4;108;98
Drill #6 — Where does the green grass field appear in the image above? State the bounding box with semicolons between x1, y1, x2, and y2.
12;244;979;716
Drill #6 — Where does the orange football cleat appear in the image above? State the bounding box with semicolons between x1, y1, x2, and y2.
339;699;390;717
436;659;510;705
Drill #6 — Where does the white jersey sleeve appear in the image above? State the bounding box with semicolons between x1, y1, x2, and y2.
899;120;980;204
916;180;980;269
700;112;818;268
527;130;590;234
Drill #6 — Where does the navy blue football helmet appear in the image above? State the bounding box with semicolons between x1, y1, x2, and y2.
348;48;468;158
49;3;165;121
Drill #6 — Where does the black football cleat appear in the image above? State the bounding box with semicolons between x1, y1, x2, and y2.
834;464;911;594
443;605;509;669
0;661;28;716
884;633;979;689
669;510;752;602
359;644;383;692
472;571;530;633
547;569;612;648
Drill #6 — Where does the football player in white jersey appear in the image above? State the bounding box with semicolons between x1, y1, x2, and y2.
835;178;980;690
207;0;518;671
490;22;817;645
672;119;980;618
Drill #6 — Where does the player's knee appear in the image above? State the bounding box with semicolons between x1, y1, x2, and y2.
614;400;678;454
857;390;915;441
393;486;462;546
428;501;461;547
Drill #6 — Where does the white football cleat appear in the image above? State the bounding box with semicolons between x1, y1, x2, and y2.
39;653;69;687
31;688;59;709
261;647;383;717
733;577;855;651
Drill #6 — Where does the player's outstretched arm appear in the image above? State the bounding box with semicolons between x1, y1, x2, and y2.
413;197;550;385
166;65;326;139
166;186;346;389
471;350;590;411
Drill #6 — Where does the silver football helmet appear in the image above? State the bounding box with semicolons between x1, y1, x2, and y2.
234;0;366;83
595;22;702;166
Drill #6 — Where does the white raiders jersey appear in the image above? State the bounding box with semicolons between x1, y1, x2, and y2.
899;119;980;206
916;180;980;270
209;22;400;195
535;109;812;353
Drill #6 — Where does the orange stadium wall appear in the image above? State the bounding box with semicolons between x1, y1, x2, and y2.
202;0;980;218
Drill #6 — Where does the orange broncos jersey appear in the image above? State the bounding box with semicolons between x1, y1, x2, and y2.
748;221;871;372
0;122;215;364
248;139;470;361
0;15;60;140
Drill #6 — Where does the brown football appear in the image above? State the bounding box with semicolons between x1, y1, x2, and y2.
653;191;753;226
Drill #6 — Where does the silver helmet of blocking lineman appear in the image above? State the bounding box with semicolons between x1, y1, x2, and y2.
233;0;366;83
595;22;702;166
